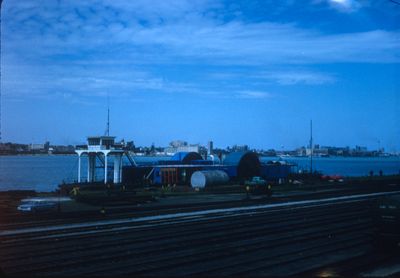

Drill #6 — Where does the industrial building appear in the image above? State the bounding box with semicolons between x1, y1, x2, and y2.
121;151;294;187
75;136;294;188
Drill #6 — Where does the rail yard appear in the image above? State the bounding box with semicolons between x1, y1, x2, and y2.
1;182;400;277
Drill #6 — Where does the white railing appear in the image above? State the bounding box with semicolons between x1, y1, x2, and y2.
86;145;124;151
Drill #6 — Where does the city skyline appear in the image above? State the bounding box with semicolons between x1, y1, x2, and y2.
1;0;399;151
0;139;394;156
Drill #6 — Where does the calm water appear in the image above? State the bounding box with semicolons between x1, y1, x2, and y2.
260;156;400;177
0;155;399;192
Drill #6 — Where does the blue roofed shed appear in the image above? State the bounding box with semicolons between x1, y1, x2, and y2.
223;151;261;179
170;152;203;164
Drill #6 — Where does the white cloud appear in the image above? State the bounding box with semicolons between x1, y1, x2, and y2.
260;71;336;85
3;1;399;66
208;70;336;86
2;0;399;102
236;91;273;99
328;0;361;12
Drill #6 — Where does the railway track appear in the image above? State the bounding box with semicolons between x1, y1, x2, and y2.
0;182;397;231
1;191;398;276
0;204;369;257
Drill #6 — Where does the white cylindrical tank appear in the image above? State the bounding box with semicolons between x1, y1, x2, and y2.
190;170;229;188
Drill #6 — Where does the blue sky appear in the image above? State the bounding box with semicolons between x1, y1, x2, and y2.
1;0;399;151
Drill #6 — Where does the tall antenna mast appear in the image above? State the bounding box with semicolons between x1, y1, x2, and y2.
310;119;313;174
106;95;110;136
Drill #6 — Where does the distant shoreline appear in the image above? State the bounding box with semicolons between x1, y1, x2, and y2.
0;153;77;156
1;153;399;158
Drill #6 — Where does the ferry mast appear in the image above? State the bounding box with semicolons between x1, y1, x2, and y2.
105;105;110;136
105;95;110;136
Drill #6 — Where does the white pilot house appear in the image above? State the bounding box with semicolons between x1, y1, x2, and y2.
75;136;125;184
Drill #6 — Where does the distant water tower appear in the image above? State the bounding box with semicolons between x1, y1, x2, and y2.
207;141;214;155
